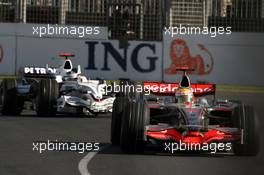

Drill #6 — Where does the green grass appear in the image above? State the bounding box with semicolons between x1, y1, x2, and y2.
217;84;264;93
0;75;17;80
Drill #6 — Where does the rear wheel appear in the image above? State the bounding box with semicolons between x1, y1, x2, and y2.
232;104;259;156
120;95;149;153
1;79;24;115
36;79;59;116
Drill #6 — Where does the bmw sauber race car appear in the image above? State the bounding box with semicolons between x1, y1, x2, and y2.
0;53;115;116
111;68;259;156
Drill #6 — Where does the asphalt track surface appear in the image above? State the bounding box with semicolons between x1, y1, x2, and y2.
0;92;263;175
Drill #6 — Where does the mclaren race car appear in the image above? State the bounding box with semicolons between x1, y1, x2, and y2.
111;68;259;156
0;53;115;116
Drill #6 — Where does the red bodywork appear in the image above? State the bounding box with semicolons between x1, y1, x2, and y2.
146;127;240;144
143;82;240;145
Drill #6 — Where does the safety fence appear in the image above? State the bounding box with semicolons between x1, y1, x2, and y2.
1;0;264;41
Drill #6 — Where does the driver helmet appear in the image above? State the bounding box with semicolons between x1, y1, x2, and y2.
175;87;194;104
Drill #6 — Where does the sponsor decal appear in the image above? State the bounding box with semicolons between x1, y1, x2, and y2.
0;45;3;63
24;67;57;74
165;39;214;75
85;41;159;73
144;82;215;95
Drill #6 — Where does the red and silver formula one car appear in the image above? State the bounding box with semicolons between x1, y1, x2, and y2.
111;68;259;156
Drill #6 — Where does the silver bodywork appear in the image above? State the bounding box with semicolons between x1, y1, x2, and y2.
57;79;115;115
17;56;115;115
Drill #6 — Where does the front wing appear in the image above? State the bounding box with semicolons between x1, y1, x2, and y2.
145;125;241;144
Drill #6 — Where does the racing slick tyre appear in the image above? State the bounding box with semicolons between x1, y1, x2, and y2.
36;79;59;116
0;79;24;115
232;104;260;156
111;81;137;145
120;97;150;153
111;97;126;145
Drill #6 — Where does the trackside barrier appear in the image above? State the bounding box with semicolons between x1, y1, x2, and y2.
1;23;264;86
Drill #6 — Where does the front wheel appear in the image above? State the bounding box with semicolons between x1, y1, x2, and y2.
111;97;126;145
232;104;260;156
36;79;59;116
120;98;149;153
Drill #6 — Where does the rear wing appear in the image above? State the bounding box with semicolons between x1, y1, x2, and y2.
144;82;216;97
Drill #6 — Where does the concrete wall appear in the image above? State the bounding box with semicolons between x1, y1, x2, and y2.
1;23;264;86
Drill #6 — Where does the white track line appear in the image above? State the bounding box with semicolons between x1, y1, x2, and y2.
78;145;108;175
78;151;97;175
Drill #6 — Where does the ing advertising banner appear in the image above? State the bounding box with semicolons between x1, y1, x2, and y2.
0;36;16;75
163;34;264;86
0;44;3;63
1;23;264;86
16;37;163;82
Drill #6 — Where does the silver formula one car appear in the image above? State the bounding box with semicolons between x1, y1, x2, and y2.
0;53;115;116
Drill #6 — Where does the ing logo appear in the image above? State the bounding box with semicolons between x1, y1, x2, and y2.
165;39;214;75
